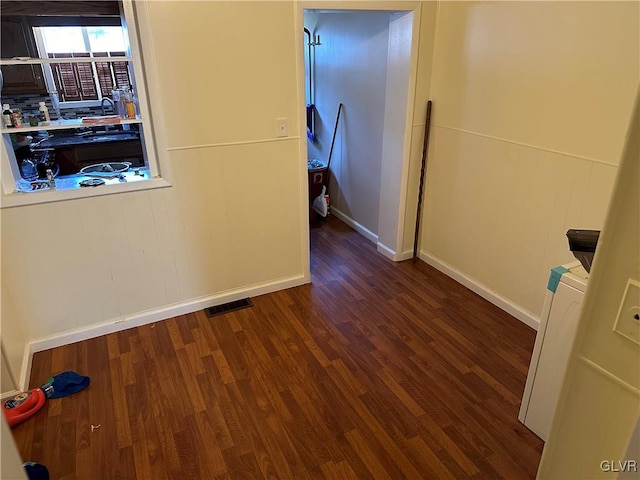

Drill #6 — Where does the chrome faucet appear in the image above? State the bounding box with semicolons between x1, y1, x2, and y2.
31;134;52;149
100;97;115;116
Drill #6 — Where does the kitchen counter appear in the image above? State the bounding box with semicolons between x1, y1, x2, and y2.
28;128;145;175
16;168;151;193
31;131;140;149
1;117;142;135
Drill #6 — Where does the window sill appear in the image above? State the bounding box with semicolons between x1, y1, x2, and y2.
59;100;103;109
0;117;142;134
1;172;171;209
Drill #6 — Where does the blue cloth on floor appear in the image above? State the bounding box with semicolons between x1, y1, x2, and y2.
24;462;49;480
40;371;90;399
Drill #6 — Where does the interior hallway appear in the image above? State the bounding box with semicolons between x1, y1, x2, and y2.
11;217;543;479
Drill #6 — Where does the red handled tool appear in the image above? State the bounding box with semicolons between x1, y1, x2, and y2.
3;388;47;428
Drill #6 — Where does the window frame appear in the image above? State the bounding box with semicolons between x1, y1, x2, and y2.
0;0;169;207
33;25;131;108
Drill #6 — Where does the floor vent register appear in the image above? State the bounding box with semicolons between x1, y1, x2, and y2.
204;298;253;318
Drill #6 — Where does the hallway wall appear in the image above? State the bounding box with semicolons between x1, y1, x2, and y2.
306;11;391;237
416;1;639;324
0;279;26;392
1;1;307;388
538;90;639;480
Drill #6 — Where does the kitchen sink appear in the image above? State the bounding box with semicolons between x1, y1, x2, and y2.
85;129;134;136
92;129;122;135
80;162;131;174
87;134;138;142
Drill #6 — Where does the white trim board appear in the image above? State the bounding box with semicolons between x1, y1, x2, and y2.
398;249;414;261
332;207;415;262
18;347;34;395
378;245;416;262
331;207;379;244
377;244;415;262
376;242;397;261
18;273;309;391
0;390;22;401
418;251;540;331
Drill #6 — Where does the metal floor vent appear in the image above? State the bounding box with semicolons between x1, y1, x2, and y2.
204;298;253;318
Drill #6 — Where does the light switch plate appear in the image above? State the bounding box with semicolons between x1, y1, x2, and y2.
276;118;288;137
613;278;640;345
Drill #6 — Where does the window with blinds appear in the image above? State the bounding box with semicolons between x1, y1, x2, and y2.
0;0;167;203
35;25;131;104
48;51;131;101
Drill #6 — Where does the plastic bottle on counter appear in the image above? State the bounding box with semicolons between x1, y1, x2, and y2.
123;87;135;119
46;169;56;189
12;109;23;128
130;89;138;117
38;102;50;125
2;104;13;128
112;89;125;118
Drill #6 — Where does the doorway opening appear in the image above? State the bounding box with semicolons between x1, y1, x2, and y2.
301;5;419;264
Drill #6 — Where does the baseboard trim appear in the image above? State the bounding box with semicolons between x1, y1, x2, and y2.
376;242;396;260
419;251;540;331
330;208;414;263
18;344;34;392
22;274;308;389
398;249;414;261
0;389;22;400
377;243;415;262
331;207;378;244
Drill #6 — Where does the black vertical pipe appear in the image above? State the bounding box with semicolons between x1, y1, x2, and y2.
413;100;433;262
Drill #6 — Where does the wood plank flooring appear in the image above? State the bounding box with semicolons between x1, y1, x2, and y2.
12;216;543;479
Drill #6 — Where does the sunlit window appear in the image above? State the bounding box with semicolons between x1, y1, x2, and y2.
41;26;126;53
34;26;131;103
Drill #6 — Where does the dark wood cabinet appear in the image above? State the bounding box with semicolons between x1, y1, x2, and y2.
1;16;47;95
54;139;144;175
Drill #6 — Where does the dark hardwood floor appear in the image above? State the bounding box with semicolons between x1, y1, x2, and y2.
12;216;543;479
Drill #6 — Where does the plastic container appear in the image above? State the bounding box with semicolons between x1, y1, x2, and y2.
12;109;23;128
307;159;327;204
38;101;50;125
112;89;125;118
2;104;13;128
124;89;136;118
2;389;46;428
46;169;56;189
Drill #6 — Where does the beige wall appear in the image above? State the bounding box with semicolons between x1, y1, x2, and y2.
537;91;639;480
418;1;639;319
0;279;26;392
1;416;27;480
0;2;307;372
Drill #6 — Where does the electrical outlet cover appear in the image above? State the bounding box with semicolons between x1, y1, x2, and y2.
613;278;640;345
276;118;288;137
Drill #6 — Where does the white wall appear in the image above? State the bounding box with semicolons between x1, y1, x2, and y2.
307;11;391;236
0;416;27;480
1;352;17;394
0;1;308;383
537;90;639;480
417;1;639;322
377;11;415;254
1;267;27;393
401;1;437;256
